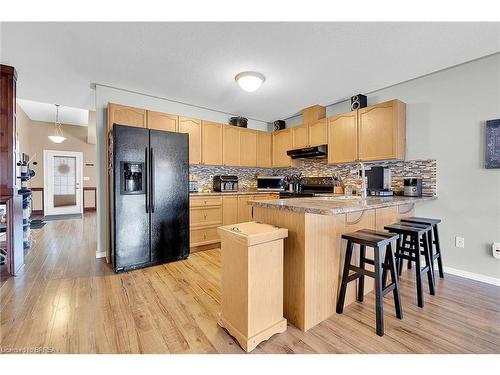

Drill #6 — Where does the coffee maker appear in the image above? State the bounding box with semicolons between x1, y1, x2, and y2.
365;166;393;196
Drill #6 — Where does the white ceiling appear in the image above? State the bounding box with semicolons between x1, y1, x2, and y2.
2;22;499;122
18;99;89;126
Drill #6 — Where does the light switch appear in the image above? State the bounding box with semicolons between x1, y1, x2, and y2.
83;176;90;181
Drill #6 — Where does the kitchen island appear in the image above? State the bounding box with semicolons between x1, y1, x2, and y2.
250;195;436;331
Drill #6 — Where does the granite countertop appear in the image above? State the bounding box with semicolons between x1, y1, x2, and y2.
248;195;436;215
189;191;280;196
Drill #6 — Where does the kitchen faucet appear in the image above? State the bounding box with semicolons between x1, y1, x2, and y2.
357;162;367;199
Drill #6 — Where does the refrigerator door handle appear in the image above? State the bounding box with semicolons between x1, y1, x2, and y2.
150;147;155;213
145;147;149;213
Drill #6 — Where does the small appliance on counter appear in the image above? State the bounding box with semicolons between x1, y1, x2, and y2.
279;176;337;198
404;178;422;197
366;166;394;196
213;175;239;192
189;175;199;193
257;176;286;192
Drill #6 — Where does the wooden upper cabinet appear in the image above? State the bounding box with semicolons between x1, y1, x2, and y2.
256;131;272;168
178;117;202;164
223;126;240;166
358;99;406;161
272;129;292;167
291;124;309;149
108;103;146;130
239;129;257;167
308;118;327;146
147;111;178;132
328;111;358;164
202;121;223;165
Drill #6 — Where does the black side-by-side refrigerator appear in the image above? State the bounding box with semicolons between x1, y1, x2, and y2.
111;124;189;272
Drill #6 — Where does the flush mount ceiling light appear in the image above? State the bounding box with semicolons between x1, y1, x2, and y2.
235;71;265;92
48;104;66;144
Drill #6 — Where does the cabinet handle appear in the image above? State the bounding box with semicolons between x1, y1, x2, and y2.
203;234;207;240
204;214;207;219
346;211;365;225
398;203;415;215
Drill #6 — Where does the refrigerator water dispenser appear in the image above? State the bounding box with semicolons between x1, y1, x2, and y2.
120;161;145;194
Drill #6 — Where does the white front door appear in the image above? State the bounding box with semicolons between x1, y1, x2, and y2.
43;150;83;216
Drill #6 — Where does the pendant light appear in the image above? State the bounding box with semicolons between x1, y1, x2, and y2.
48;104;66;143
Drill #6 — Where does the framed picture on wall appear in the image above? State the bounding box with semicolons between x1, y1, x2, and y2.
485;119;500;169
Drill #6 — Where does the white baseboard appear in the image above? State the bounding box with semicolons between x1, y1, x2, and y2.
95;251;106;259
442;266;500;286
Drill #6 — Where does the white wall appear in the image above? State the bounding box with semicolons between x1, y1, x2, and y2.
287;54;500;278
94;85;269;257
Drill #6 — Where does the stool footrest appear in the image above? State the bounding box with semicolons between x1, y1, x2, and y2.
382;283;396;296
349;265;375;278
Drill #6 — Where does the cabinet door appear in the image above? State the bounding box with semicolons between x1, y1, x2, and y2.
358;99;406;161
292;124;309;148
108;103;146;130
223;196;239;225
272;129;292;167
147;111;178;132
239;129;257;167
202;121;223;165
256;131;272;168
237;195;253;223
327;111;358;164
308;118;327;146
223;126;240;166
178;117;202;164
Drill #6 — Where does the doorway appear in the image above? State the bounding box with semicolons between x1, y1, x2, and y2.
43;150;83;216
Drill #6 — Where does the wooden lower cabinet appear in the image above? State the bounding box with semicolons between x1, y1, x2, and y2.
190;194;279;251
222;196;238;225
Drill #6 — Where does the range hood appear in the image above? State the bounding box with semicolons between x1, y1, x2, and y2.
286;145;328;159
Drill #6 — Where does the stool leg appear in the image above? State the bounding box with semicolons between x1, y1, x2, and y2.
374;246;384;336
406;235;412;270
422;232;435;296
337;240;354;314
434;225;444;278
357;244;366;302
387;242;403;320
414;234;424;308
396;235;404;277
426;229;436;282
382;246;390;288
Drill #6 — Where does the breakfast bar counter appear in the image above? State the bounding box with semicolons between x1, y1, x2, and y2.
249;195;436;331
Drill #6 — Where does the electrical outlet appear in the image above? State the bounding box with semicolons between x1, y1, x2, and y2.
455;236;465;248
209;175;214;181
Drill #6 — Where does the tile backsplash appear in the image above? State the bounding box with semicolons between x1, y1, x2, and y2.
190;159;436;196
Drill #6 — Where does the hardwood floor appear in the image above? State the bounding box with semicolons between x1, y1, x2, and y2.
1;212;499;354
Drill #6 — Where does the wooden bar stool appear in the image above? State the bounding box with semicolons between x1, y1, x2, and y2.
336;229;403;336
384;222;435;308
401;217;444;279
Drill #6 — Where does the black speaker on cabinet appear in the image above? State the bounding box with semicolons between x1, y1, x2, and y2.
273;120;286;131
350;94;367;111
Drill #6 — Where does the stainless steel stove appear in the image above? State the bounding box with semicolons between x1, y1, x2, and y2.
279;176;337;199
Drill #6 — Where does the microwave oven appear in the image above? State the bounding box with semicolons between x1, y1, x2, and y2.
257;176;286;191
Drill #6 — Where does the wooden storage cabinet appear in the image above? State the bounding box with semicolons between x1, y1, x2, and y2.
179;117;202;165
239;129;257;167
222;196;238;225
308;118;327;146
272;129;292;167
147;111;178;132
358;99;406;161
292;124;309;149
190;227;220;247
190;206;223;228
237;195;254;223
107;103;146;130
327;111;358;164
202;121;223;165
223;126;240;166
256;131;272;168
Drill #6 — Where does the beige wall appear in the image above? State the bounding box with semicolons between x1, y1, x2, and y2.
15;105;97;189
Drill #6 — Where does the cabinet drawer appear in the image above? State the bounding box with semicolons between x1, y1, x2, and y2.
190;207;222;227
190;196;222;207
190;226;220;247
